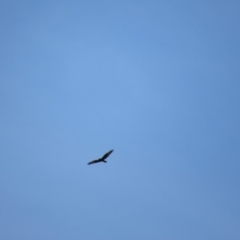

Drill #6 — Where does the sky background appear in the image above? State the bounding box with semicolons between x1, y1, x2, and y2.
0;1;240;239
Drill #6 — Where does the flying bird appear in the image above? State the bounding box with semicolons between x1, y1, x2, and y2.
88;150;114;165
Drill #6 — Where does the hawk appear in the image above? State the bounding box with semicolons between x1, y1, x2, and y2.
88;150;114;165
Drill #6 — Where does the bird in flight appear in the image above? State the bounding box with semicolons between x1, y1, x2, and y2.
88;150;114;165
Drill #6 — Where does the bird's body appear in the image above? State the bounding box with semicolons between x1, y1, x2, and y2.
88;150;114;165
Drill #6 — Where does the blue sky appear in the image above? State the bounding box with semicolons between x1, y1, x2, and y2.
1;1;240;239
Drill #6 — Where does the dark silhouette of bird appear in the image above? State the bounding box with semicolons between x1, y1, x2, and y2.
88;150;114;165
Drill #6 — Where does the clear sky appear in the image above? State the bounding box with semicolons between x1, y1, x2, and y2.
1;1;240;239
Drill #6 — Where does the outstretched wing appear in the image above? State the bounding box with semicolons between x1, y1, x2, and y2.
88;159;101;165
101;149;114;160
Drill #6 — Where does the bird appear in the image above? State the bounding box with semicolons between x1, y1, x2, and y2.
88;150;114;165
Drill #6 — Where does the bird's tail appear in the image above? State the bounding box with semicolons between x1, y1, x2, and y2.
103;160;107;163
